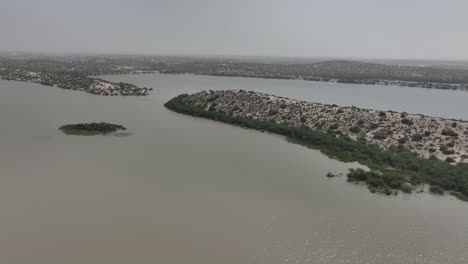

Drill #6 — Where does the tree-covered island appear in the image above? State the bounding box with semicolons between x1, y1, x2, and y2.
165;90;468;201
59;122;127;135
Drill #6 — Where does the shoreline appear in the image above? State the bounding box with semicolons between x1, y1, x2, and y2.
161;71;468;91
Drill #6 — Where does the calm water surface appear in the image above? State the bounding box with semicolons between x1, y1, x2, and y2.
0;73;468;264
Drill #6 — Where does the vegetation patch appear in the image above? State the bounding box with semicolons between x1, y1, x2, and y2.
374;131;388;140
442;129;459;137
429;185;445;195
349;126;361;134
401;118;414;126
411;133;424;142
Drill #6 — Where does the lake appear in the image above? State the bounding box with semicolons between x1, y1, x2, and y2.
0;73;467;264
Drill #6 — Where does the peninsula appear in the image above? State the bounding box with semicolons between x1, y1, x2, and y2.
165;90;468;200
0;57;153;96
0;69;152;96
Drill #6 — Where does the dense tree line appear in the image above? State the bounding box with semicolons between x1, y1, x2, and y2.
152;60;468;88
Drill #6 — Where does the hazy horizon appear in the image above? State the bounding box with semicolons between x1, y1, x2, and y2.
2;0;468;60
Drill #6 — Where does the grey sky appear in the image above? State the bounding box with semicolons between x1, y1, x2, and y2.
1;0;468;60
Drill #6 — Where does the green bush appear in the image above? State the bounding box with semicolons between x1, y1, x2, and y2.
440;145;455;155
349;126;361;134
374;131;387;140
401;118;414;125
429;185;444;195
268;109;278;115
442;129;458;137
446;157;456;163
411;134;424;142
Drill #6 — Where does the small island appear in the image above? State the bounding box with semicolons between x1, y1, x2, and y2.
59;122;127;135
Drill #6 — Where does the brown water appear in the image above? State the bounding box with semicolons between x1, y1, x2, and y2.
0;74;468;264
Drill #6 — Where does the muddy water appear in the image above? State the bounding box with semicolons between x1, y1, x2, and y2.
0;74;467;264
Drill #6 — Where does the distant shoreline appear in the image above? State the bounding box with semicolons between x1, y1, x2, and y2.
3;56;468;93
160;70;468;91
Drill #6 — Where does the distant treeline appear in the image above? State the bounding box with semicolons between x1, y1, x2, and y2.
3;56;468;86
154;60;468;87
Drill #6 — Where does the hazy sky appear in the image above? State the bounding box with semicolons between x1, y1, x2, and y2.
2;0;468;59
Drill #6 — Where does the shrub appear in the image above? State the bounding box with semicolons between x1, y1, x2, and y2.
429;185;444;195
207;95;219;102
268;109;278;115
208;105;217;111
368;123;379;130
398;137;407;144
445;157;456;163
401;118;414;125
411;134;424;142
349;126;361;134
400;184;412;193
450;192;468;201
374;131;387;140
442;129;458;137
440;145;455;155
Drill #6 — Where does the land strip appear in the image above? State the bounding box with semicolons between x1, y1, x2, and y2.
164;90;468;200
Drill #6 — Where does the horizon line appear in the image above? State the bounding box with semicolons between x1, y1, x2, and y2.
1;49;468;63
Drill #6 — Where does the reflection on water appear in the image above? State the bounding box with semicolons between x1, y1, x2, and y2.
0;74;467;264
